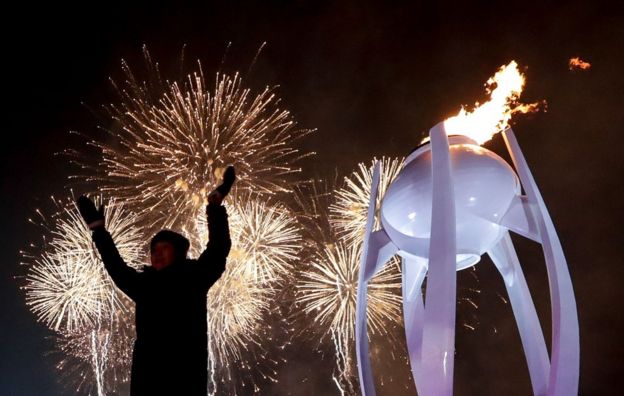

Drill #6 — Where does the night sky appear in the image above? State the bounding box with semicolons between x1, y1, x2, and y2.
2;1;623;395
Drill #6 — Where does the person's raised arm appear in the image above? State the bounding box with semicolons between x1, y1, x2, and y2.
197;166;235;286
77;196;141;301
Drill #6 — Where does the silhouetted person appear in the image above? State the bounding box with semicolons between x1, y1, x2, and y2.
77;166;236;396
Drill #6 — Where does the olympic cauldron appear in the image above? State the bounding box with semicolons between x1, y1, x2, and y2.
355;122;579;396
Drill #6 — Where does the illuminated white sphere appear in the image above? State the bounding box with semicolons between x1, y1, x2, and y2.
380;135;520;269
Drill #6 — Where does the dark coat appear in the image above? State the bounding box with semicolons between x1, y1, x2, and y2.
92;204;231;396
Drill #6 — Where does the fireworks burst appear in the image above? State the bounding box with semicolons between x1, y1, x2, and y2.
25;252;108;332
195;195;302;285
297;242;402;341
22;196;143;333
329;157;404;246
68;48;313;234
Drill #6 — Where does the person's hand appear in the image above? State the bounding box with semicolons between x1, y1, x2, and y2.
77;195;105;229
208;166;236;205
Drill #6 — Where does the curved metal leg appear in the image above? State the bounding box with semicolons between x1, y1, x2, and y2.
489;232;550;396
355;232;396;396
417;123;457;396
401;256;428;395
356;162;398;396
356;276;376;396
503;128;580;396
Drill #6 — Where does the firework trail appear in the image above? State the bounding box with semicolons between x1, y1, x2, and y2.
51;296;135;396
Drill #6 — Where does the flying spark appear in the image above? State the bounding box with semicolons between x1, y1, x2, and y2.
568;57;591;71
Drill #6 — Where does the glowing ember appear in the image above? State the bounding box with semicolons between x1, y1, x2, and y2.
569;57;591;71
443;60;541;145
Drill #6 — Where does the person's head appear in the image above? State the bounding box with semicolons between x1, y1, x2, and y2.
149;230;190;270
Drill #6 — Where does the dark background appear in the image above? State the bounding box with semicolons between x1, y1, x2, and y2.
1;1;623;395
